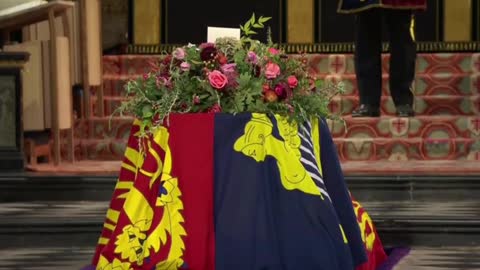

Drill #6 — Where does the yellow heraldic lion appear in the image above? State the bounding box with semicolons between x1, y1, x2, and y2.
352;199;376;251
234;113;321;196
96;124;186;270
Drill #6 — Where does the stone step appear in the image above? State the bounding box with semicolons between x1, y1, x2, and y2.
394;246;480;270
3;174;479;202
0;174;116;202
0;199;478;248
0;246;93;269
330;95;480;116
1;246;479;270
362;200;480;246
346;175;480;201
328;116;480;139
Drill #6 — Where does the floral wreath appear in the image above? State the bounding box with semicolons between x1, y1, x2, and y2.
113;14;343;137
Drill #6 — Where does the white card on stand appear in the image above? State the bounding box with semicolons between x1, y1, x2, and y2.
207;27;241;42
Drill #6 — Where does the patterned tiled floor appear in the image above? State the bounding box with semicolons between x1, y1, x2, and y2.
0;246;479;269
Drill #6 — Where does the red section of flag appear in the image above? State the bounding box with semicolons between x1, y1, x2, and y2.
167;113;216;270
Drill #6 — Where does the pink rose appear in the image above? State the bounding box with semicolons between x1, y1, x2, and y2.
268;48;280;55
193;95;200;104
264;63;281;79
173;48;186;60
247;51;258;64
143;73;149;80
208;70;228;90
180;62;190;71
199;42;215;49
156;75;171;88
221;63;236;74
287;75;298;88
221;63;239;88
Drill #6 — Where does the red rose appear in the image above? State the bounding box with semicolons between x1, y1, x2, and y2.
208;70;228;90
268;47;280;55
200;43;217;61
162;55;172;66
262;84;271;93
287;75;298;88
217;53;228;65
274;84;287;100
208;103;222;113
193;95;200;104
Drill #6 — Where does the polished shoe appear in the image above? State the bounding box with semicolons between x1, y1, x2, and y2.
352;104;380;117
396;104;415;117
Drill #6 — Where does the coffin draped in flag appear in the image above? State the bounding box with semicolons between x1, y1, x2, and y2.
337;0;427;13
88;113;387;270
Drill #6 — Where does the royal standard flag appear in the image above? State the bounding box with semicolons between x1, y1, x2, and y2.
87;113;388;270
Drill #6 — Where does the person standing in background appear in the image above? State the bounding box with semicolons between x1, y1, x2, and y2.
337;0;427;117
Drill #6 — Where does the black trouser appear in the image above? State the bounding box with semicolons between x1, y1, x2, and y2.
354;8;416;108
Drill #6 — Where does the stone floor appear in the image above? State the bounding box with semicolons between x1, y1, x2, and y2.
0;246;479;270
395;246;480;270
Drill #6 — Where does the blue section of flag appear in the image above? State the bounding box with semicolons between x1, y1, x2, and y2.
213;113;365;270
318;119;368;266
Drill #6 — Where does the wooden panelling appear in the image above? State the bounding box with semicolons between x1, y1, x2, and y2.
133;0;161;44
287;0;314;43
443;0;471;41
